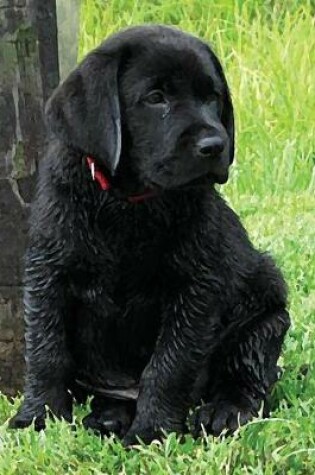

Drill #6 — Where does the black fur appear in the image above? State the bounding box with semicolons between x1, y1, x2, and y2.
9;25;290;445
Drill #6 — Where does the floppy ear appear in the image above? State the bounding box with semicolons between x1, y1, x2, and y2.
220;76;235;166
45;51;121;175
205;46;235;165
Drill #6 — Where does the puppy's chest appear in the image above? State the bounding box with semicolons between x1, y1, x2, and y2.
99;206;168;267
69;233;164;375
114;235;167;306
72;219;167;310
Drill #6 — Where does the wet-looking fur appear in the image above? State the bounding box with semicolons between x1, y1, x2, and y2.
9;25;290;445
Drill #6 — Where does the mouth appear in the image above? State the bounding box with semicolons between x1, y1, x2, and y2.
147;171;219;192
115;171;225;204
181;173;216;188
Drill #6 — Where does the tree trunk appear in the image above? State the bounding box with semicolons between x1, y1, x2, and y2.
0;0;59;395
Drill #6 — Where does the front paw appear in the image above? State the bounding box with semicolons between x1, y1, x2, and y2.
189;400;258;437
9;403;46;431
9;387;73;431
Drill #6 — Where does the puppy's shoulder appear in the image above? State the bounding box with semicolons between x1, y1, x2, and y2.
37;140;87;194
210;190;256;255
28;140;94;242
209;191;247;235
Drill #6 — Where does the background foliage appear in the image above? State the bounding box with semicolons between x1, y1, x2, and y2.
0;0;314;473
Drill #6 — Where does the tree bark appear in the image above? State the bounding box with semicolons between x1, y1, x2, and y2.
0;0;59;395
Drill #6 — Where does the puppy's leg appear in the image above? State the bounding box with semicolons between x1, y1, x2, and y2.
123;290;220;445
190;309;290;436
9;247;73;430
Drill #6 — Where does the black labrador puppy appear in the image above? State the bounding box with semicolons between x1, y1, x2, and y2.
9;25;290;445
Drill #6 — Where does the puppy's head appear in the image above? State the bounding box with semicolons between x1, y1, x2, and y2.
46;25;234;196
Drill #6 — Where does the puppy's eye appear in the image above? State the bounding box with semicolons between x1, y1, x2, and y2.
144;90;166;105
207;94;223;117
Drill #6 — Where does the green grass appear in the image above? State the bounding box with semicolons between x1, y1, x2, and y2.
1;0;314;473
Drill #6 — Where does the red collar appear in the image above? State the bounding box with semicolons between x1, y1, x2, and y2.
86;156;156;203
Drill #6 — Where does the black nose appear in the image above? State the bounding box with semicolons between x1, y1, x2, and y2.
196;137;224;158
